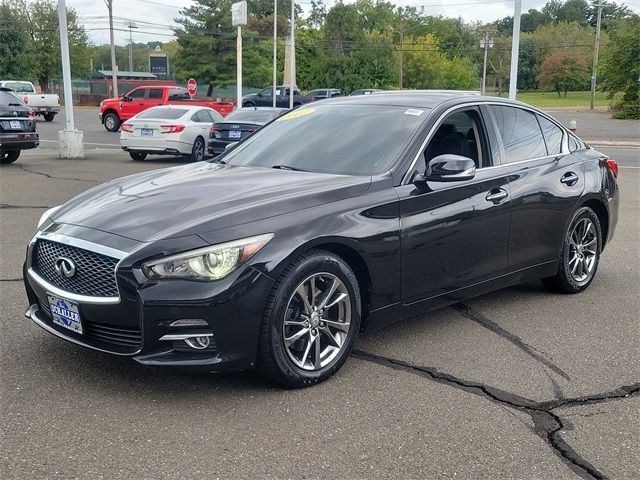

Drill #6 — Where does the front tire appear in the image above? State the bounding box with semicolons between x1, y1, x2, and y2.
242;101;255;108
43;112;55;122
103;112;121;132
129;152;147;161
0;151;20;164
542;206;602;294
258;250;361;388
190;137;205;161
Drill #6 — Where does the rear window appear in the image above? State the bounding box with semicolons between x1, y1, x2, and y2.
168;89;190;100
489;105;547;163
537;115;564;155
136;107;187;120
3;82;33;93
0;90;22;105
224;109;282;123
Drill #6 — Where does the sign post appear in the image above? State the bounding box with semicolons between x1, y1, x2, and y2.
232;1;248;109
187;78;198;97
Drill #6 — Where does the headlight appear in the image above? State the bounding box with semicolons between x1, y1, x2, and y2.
38;205;62;228
142;233;274;281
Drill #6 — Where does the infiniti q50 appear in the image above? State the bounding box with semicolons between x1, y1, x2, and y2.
24;93;619;387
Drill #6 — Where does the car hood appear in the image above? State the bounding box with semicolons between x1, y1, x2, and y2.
52;162;371;243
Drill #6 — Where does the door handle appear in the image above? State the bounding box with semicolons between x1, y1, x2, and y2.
561;172;579;186
486;188;508;203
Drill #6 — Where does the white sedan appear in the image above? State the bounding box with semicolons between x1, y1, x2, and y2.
120;105;224;161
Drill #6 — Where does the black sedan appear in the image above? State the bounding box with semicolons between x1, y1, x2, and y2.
24;94;619;388
0;87;39;164
208;107;288;156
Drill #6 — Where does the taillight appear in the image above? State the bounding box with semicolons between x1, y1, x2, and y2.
28;110;36;118
210;126;220;136
121;123;134;133
606;158;618;178
23;96;29;104
160;125;185;134
247;128;256;132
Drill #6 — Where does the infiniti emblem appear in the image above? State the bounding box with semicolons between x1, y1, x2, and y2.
54;257;76;279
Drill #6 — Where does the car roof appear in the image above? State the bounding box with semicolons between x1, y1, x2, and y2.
234;107;289;112
322;91;525;109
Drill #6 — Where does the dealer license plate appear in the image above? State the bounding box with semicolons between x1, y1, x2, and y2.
47;294;82;334
141;128;153;136
9;120;21;129
229;130;241;139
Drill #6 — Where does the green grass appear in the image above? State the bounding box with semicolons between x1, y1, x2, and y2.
512;91;609;108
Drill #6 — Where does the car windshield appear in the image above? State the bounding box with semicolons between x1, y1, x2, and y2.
4;82;33;93
136;108;188;120
219;104;428;175
224;109;282;123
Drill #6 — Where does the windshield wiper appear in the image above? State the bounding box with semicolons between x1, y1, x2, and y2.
271;164;307;172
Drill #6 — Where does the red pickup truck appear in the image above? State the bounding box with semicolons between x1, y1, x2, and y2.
99;85;234;132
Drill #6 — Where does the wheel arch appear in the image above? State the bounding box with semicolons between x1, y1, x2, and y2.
579;198;609;250
102;108;119;123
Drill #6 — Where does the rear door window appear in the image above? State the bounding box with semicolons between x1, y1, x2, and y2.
489;106;547;163
537;115;564;155
168;89;190;100
148;89;163;100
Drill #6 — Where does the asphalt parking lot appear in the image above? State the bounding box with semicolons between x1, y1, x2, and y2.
1;108;638;479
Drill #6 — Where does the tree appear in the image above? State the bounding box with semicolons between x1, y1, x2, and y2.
537;51;589;97
598;17;640;119
587;1;633;30
25;0;90;92
0;1;35;79
530;22;597;70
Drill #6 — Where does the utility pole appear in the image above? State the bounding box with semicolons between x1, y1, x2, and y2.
57;0;83;158
480;29;495;95
104;0;118;97
272;0;277;107
289;0;295;110
232;1;247;109
127;21;137;72
590;2;604;110
508;0;522;100
398;21;404;89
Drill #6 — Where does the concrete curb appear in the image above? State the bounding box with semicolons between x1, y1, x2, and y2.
585;140;640;148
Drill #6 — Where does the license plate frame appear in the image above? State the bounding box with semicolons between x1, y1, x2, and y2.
47;294;83;334
9;120;21;129
141;128;153;137
228;130;242;139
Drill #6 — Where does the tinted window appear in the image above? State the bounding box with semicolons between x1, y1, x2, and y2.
168;89;190;100
224;109;282;123
537;115;564;155
129;89;146;100
568;135;584;153
136;107;187;119
490;106;547;163
221;104;427;175
148;89;163;100
260;88;272;97
206;109;223;122
424;110;486;168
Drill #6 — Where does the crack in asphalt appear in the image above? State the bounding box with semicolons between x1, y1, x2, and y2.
0;204;52;209
353;349;639;480
16;164;99;183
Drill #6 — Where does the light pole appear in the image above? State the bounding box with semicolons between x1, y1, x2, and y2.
104;0;118;97
289;0;295;110
232;1;247;109
590;3;604;110
127;21;137;72
273;0;277;107
508;0;522;100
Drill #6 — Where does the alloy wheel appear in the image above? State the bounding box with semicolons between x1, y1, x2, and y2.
282;272;352;371
568;217;598;282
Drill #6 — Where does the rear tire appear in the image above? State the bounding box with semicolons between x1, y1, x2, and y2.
43;112;55;122
129;152;147;161
103;112;121;132
258;250;361;388
191;137;205;162
0;151;20;164
542;207;602;294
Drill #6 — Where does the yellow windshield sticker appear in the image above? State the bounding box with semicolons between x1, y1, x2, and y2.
277;108;316;121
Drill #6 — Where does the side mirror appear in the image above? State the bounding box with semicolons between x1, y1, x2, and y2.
224;143;236;151
122;95;132;102
423;154;476;182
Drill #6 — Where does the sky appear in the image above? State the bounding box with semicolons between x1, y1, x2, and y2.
69;0;640;46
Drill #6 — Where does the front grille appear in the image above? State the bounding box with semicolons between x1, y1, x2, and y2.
36;299;142;348
32;240;119;297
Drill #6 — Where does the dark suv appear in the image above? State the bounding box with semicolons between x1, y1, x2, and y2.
0;87;38;164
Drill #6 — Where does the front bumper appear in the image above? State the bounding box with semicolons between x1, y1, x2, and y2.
24;246;275;371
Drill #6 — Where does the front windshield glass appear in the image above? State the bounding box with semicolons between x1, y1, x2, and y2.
219;104;428;175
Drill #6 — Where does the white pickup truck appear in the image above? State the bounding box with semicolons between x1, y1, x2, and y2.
0;81;60;121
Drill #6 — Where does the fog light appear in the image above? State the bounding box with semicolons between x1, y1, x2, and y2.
184;336;210;350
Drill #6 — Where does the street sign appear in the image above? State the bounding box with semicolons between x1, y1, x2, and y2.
187;78;197;97
232;1;247;26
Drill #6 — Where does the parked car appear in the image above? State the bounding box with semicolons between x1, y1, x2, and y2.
24;93;619;388
0;87;38;164
0;80;60;121
349;88;384;96
120;105;223;161
99;85;234;132
208;107;289;156
305;89;343;101
242;86;313;108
